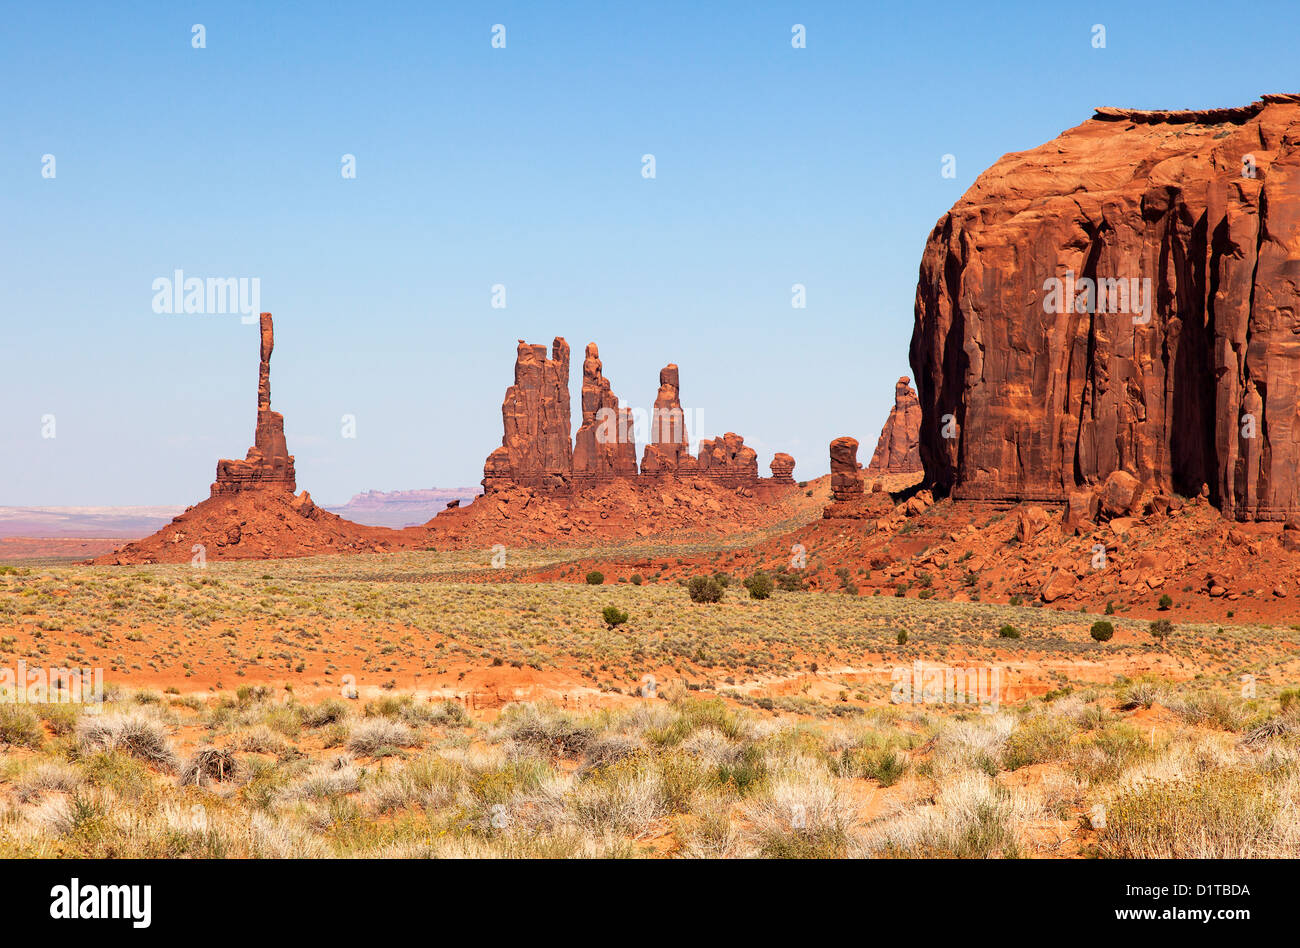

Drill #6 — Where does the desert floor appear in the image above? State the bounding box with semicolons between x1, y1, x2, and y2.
2;531;1300;857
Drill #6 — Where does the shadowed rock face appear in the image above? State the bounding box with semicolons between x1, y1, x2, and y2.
483;338;574;493
211;313;297;495
911;94;1300;521
573;343;638;482
867;377;922;475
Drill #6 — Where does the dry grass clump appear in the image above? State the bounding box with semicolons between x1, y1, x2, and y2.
178;746;240;787
346;718;420;756
859;771;1035;858
1098;769;1281;857
75;711;178;771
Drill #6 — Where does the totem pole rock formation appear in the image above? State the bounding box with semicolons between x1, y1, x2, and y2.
829;436;863;502
482;337;776;493
770;452;796;484
573;343;638;482
911;94;1300;521
641;363;699;475
483;338;574;493
866;377;922;475
211;313;297;495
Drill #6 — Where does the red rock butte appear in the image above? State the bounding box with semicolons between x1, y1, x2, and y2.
911;93;1300;521
481;336;776;493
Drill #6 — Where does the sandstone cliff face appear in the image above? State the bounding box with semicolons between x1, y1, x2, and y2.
483;338;573;493
573;343;638;482
640;363;699;475
867;377;922;475
911;94;1300;520
211;313;297;495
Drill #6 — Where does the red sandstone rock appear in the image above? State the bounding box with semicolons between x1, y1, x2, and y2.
867;377;922;474
911;94;1300;521
829;436;863;503
696;432;758;485
483;338;573;493
573;343;638;482
640;363;699;475
211;313;296;495
770;453;796;484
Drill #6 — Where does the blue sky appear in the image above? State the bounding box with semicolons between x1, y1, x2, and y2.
3;0;1296;505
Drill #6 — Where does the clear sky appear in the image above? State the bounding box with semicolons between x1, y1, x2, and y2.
3;0;1297;505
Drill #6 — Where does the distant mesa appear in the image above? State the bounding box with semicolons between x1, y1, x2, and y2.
866;377;922;476
912;93;1300;521
481;336;786;494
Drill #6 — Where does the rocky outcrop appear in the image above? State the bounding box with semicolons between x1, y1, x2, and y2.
829;437;863;502
911;93;1300;521
573;343;638;483
640;364;699;475
483;338;573;493
696;433;758;485
770;453;796;484
866;377;922;474
211;313;297;495
482;338;776;492
824;437;867;519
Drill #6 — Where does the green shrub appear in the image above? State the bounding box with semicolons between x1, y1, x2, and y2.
1090;620;1114;642
997;624;1020;639
1149;618;1173;645
630;574;643;586
602;605;629;629
585;571;605;586
687;576;724;604
1158;593;1173;610
742;571;773;600
896;630;908;646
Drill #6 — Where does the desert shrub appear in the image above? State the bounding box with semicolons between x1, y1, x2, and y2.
178;746;239;787
1098;770;1278;858
773;567;805;592
687;576;724;604
76;712;177;770
498;703;594;757
743;571;773;600
346;718;419;756
602;605;629;629
1001;714;1074;770
1149;618;1173;645
585;571;604;586
1090;620;1114;642
839;746;907;786
896;630;908;646
630;574;643;586
997;624;1020;639
1158;593;1173;610
300;698;349;728
713;572;732;588
0;705;45;748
